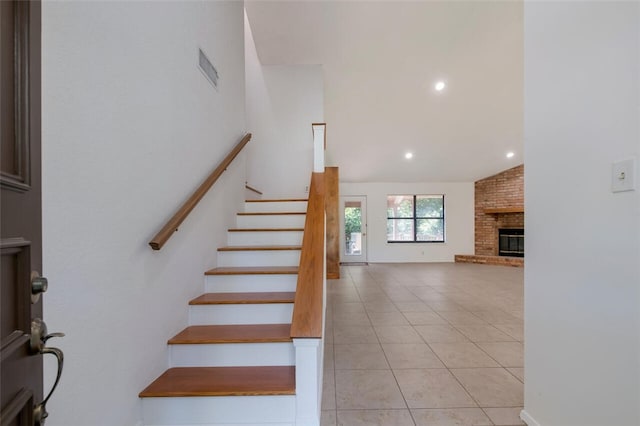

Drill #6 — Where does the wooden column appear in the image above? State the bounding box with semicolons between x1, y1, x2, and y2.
325;167;340;279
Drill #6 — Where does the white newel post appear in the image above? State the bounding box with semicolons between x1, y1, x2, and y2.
293;338;322;426
312;123;325;172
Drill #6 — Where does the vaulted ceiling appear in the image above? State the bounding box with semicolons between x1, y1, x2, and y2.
245;1;523;182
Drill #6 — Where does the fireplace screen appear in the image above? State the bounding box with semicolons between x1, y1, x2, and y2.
498;228;524;257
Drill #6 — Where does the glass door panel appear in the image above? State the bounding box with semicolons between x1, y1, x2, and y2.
340;196;367;263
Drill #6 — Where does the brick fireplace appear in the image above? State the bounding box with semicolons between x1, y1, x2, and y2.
455;164;524;267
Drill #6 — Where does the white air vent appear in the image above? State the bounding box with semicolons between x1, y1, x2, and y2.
199;48;219;89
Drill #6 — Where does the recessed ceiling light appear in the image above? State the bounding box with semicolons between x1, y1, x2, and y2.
405;152;414;159
435;81;446;91
506;152;515;158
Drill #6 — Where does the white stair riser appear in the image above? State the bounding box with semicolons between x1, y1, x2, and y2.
189;304;293;325
142;395;295;425
205;274;298;293
170;342;294;367
228;231;303;246
244;201;307;213
217;250;300;267
236;215;306;228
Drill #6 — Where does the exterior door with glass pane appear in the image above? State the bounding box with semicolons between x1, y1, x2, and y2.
340;196;367;263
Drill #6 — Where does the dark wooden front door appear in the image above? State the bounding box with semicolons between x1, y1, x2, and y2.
1;1;44;425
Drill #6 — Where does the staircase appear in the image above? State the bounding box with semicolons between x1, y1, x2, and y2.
140;199;311;426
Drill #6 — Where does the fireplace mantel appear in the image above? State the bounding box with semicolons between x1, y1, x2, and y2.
484;207;524;214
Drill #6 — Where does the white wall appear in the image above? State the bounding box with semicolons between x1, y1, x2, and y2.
524;3;640;426
245;13;324;198
42;2;246;425
340;182;474;263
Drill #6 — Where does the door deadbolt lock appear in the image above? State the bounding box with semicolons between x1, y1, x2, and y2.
31;271;48;304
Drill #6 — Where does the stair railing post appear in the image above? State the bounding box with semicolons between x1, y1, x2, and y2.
293;338;322;426
312;123;326;173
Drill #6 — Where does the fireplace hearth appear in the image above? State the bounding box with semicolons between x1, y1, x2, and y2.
498;228;524;257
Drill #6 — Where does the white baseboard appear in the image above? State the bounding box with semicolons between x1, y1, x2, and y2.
520;409;541;426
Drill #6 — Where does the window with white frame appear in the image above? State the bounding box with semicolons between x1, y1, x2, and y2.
386;195;445;242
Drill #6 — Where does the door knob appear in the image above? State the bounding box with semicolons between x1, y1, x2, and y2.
31;271;48;304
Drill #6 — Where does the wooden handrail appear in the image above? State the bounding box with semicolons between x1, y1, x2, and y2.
245;184;263;195
290;172;325;338
149;133;252;250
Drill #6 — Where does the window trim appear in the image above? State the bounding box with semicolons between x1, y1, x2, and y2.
386;194;445;243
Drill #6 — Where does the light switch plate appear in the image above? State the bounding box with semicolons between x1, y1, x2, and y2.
612;158;636;193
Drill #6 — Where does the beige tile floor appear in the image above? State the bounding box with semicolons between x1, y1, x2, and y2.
322;263;524;426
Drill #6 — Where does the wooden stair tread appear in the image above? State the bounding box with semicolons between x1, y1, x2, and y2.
237;212;305;216
228;228;303;232
205;266;298;275
139;366;295;397
246;199;307;203
190;292;295;305
218;245;301;252
169;324;292;344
